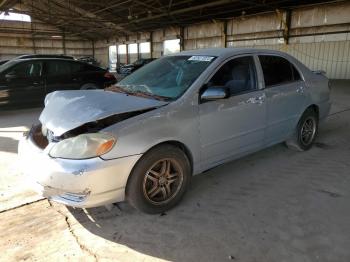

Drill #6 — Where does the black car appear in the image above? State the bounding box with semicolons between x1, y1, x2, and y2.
0;58;116;109
0;54;73;67
77;56;100;66
118;58;156;75
16;54;75;60
0;59;9;65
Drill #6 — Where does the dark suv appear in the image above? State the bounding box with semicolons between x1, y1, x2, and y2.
0;58;116;109
118;58;156;75
0;54;74;66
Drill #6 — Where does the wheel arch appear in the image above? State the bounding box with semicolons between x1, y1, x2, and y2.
144;140;194;175
125;140;194;202
126;140;194;189
305;104;319;119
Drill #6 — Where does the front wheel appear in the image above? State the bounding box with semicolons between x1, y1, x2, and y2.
286;108;318;151
126;145;191;214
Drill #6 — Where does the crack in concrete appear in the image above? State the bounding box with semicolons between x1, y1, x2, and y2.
0;198;46;214
47;200;98;261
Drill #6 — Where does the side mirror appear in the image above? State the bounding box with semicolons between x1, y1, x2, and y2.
5;72;16;80
201;86;229;101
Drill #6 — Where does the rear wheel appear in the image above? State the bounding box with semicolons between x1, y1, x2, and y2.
126;145;191;214
80;83;99;90
286;108;318;151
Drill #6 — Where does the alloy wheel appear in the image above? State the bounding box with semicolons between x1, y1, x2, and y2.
300;117;316;146
143;158;184;205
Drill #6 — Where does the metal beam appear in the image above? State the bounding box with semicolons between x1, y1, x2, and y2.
46;0;127;31
0;0;16;10
121;0;239;25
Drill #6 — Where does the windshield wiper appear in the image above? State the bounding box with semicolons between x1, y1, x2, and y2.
105;85;128;94
127;90;171;101
106;85;170;101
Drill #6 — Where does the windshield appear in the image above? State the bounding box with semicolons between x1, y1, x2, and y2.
117;55;215;100
0;60;18;73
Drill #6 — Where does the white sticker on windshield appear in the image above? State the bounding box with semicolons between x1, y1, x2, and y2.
188;56;214;62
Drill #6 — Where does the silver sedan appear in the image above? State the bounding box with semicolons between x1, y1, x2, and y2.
18;48;331;213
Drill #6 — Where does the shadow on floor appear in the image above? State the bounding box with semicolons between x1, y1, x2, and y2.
67;141;344;261
0;136;19;154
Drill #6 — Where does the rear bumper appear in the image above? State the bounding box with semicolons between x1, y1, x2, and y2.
18;134;141;208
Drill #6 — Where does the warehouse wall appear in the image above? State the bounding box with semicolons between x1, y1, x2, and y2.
98;1;350;79
0;19;93;60
227;2;350;79
94;40;110;68
184;22;224;50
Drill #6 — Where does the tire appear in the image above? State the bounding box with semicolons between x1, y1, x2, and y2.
80;83;99;90
126;145;191;214
285;107;318;151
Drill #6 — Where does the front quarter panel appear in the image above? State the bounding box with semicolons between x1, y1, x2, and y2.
101;100;201;173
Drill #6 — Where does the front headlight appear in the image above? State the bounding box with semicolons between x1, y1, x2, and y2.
49;133;116;159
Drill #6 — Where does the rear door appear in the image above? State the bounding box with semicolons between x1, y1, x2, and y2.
199;55;267;169
258;55;307;145
44;60;81;93
0;60;45;109
75;63;104;87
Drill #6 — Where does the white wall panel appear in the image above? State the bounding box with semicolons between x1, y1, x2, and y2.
230;41;350;79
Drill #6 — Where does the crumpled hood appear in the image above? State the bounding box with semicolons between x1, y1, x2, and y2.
39;90;168;136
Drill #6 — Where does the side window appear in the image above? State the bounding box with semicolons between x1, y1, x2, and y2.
259;55;300;87
208;56;257;96
9;61;42;78
46;60;72;76
84;64;102;72
292;65;301;81
70;62;84;73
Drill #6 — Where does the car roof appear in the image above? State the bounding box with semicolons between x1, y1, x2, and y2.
16;54;74;59
175;47;289;59
15;57;78;62
10;58;106;70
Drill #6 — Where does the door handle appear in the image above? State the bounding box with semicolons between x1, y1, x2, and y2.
296;86;304;93
249;95;265;104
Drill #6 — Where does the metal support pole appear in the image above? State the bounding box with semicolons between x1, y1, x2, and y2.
30;21;36;54
116;42;120;72
180;26;184;51
62;31;66;54
223;20;228;48
150;31;153;58
284;9;292;45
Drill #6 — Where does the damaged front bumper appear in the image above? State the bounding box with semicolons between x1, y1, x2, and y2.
18;130;141;208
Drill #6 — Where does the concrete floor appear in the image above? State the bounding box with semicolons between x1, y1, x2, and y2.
1;80;350;262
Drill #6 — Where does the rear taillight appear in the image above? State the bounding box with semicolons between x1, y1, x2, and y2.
104;72;116;80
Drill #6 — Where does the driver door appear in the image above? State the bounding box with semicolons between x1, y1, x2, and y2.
199;55;267;169
0;60;45;109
